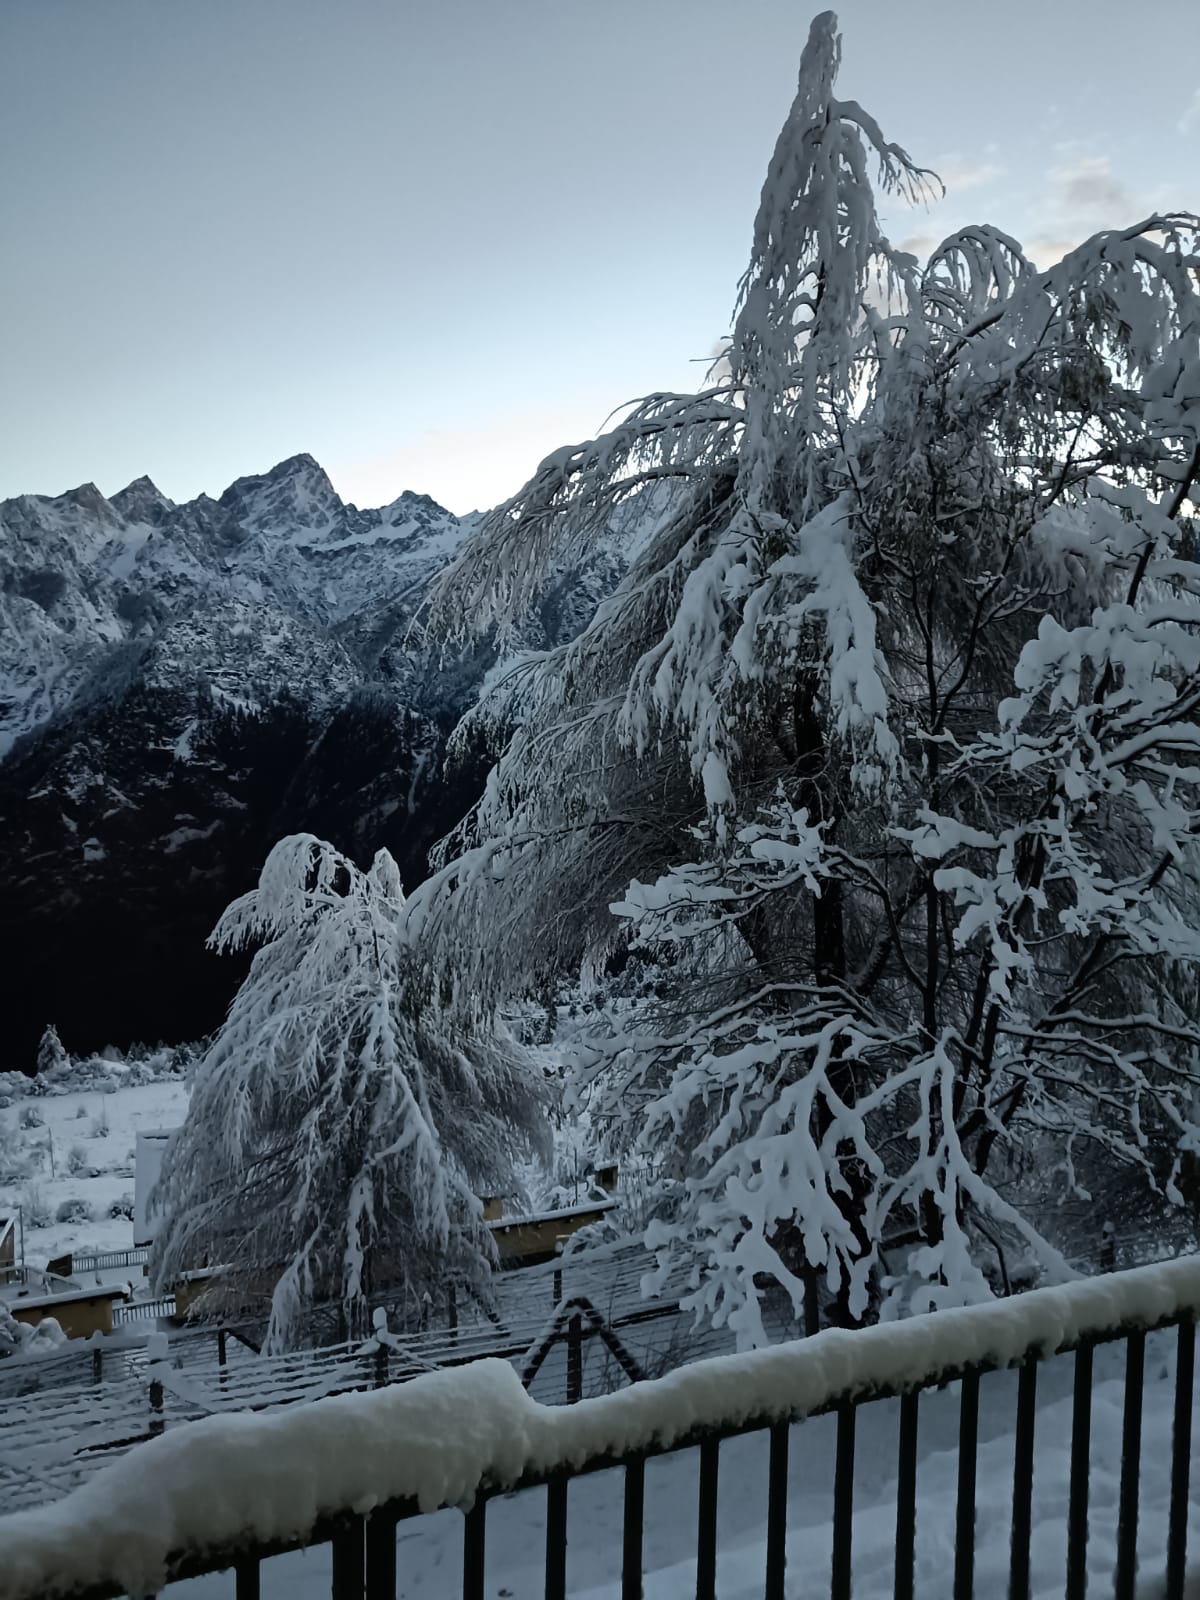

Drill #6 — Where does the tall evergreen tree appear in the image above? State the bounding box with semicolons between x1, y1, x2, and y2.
417;12;1200;1341
35;1023;67;1079
152;835;549;1349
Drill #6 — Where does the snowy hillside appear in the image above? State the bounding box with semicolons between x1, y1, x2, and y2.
0;1076;188;1265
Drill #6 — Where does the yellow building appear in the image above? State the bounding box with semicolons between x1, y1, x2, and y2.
7;1284;128;1340
484;1196;617;1266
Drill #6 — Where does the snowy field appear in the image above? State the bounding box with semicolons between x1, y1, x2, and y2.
124;1333;1200;1598
0;1078;187;1267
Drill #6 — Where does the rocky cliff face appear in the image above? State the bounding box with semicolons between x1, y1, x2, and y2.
0;456;640;1068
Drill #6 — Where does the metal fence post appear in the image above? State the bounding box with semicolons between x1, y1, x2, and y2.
463;1498;487;1600
372;1308;389;1389
234;1558;260;1600
1115;1330;1145;1600
331;1515;366;1600
148;1329;167;1437
365;1507;398;1600
1166;1318;1195;1600
567;1312;584;1405
1065;1345;1093;1600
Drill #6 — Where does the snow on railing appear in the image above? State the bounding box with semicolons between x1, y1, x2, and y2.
2;1256;1198;1600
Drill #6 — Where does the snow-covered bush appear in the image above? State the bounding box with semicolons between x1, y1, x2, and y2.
0;1302;66;1360
419;13;1200;1342
20;1185;51;1229
55;1198;93;1225
66;1143;88;1175
18;1106;43;1131
0;1039;193;1104
0;1118;29;1183
108;1194;134;1221
152;835;550;1350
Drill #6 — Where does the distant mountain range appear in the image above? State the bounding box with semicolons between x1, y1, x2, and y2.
0;455;643;1068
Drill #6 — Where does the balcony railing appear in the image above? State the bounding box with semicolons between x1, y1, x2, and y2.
2;1256;1197;1600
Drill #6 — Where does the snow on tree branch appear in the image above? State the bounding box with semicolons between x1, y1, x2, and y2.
405;11;1200;1338
152;836;549;1350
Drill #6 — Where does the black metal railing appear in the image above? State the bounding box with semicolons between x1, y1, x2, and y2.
7;1266;1198;1600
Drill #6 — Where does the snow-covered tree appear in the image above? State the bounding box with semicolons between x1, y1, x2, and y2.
35;1024;67;1080
416;12;1200;1342
151;835;549;1350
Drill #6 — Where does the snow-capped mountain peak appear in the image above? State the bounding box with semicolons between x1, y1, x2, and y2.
110;476;175;525
0;451;655;1069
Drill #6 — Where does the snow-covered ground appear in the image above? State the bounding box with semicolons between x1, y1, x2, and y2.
0;1079;187;1268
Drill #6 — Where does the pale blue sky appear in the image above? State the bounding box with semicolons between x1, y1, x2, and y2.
2;1;1196;513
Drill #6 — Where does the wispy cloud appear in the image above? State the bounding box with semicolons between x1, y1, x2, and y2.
1025;153;1153;267
1180;87;1200;136
929;153;1005;195
329;393;628;515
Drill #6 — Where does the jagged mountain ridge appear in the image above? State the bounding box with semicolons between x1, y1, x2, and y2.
0;454;475;755
0;455;646;1069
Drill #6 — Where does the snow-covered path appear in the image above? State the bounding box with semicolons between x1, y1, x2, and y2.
166;1332;1195;1599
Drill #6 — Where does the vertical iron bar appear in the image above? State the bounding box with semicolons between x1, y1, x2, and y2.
1065;1344;1093;1600
374;1338;389;1389
218;1327;227;1367
1009;1360;1038;1600
365;1508;398;1600
894;1391;920;1600
831;1402;856;1600
235;1559;260;1600
696;1437;720;1600
448;1284;458;1347
622;1457;645;1600
765;1422;789;1600
545;1475;569;1600
954;1370;980;1600
149;1374;164;1437
1114;1330;1144;1600
566;1313;583;1405
462;1498;486;1600
331;1516;366;1600
92;1342;103;1385
553;1268;563;1307
1166;1319;1195;1600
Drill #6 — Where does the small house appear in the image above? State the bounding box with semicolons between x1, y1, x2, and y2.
485;1195;618;1267
7;1284;128;1340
